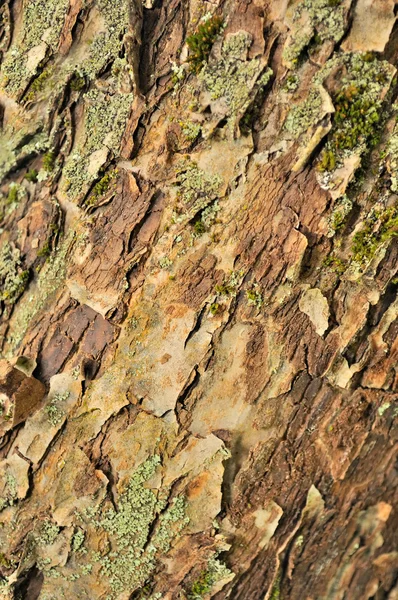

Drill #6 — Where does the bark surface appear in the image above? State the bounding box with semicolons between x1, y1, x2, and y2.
0;0;397;599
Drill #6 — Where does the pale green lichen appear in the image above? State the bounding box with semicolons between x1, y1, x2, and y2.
378;402;390;416
63;90;132;199
180;121;202;143
71;529;85;552
5;231;73;354
0;472;18;511
37;521;60;546
284;87;323;138
199;32;269;123
327;195;353;236
1;0;69;94
317;54;394;177
387;122;398;191
173;160;222;223
72;455;190;598
0;243;29;306
84;0;129;80
295;0;345;43
45;392;70;427
283;0;345;68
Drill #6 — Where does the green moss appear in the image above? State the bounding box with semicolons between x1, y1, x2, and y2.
43;150;56;172
215;270;244;298
246;285;263;309
351;205;398;265
25;169;38;183
69;73;86;91
87;170;118;205
188;556;233;599
209;302;220;315
322;254;346;275
0;243;29;306
317;54;393;175
187;15;223;74
24;67;54;102
269;574;281;600
327;195;353;235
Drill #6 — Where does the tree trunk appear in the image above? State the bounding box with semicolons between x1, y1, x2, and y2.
0;0;397;599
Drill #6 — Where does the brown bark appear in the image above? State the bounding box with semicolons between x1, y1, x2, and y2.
0;0;397;599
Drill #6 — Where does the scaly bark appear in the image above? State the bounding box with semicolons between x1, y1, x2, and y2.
0;1;397;599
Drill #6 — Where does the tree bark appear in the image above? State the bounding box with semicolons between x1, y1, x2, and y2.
0;0;397;599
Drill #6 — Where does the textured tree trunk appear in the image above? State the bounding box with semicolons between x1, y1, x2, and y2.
0;0;397;599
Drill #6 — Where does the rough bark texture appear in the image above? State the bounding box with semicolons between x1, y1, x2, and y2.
0;0;397;599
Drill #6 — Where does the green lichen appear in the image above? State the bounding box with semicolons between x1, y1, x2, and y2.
63;90;132;200
186;15;223;74
199;32;269;123
5;231;73;354
37;521;60;546
87;169;118;205
173;160;222;223
1;0;68;95
284;87;323;138
283;0;345;67
71;529;85;553
180;121;202;143
75;455;189;598
322;254;346;275
84;0;129;80
327;195;353;236
25;169;38;183
215;270;244;298
0;473;18;512
46;392;70;426
0;243;29;306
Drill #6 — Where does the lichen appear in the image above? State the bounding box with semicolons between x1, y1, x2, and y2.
173;160;222;223
283;0;345;68
199;32;269;124
5;231;74;354
327;195;353;236
71;455;190;598
0;0;69;95
284;87;323;138
0;243;29;306
45;392;70;427
246;284;263;309
84;0;130;80
317;54;393;175
63;90;132;200
188;555;234;599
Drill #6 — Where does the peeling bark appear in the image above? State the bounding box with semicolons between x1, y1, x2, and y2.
0;0;397;599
